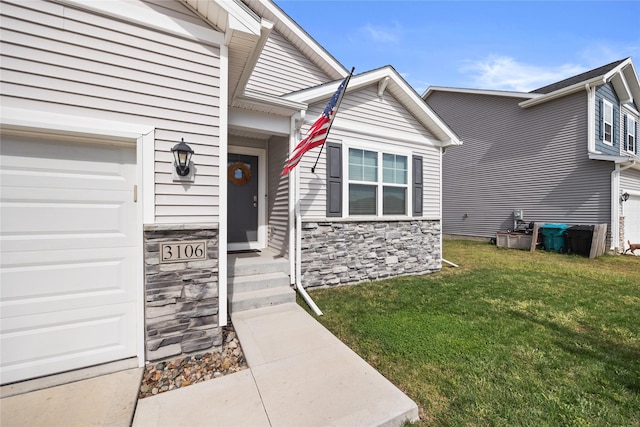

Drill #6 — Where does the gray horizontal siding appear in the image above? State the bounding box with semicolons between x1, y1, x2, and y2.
245;30;329;96
428;90;613;238
0;0;222;224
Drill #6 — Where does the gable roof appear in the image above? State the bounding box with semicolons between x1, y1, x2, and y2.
530;58;627;94
241;0;347;80
422;86;539;100
520;57;640;108
285;66;462;147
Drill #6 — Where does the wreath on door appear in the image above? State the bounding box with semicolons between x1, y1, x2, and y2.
228;162;251;186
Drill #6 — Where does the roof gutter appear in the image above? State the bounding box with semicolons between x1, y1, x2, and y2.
519;76;605;109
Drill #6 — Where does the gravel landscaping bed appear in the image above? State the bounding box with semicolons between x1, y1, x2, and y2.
139;325;247;399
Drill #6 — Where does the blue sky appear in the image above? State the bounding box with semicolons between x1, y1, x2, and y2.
275;1;640;94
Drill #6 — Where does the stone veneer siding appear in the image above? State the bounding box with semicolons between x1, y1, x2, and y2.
300;219;441;287
144;224;221;361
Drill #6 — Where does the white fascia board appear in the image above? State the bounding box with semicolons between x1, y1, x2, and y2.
285;67;462;147
622;62;640;106
588;152;635;163
611;73;632;105
240;90;307;112
423;86;538;100
519;76;605;108
255;0;346;78
232;20;273;100
229;107;291;136
60;0;224;46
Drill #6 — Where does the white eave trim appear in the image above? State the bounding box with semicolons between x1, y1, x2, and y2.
252;0;346;78
519;76;605;108
60;0;224;45
423;86;539;100
284;67;462;147
589;152;637;163
238;90;307;112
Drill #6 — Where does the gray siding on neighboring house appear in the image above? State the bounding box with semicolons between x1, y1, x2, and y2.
595;83;622;156
267;136;290;256
245;30;329;96
0;0;222;223
427;90;613;239
298;86;441;219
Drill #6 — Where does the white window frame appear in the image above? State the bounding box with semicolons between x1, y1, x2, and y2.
603;100;614;145
627;116;636;154
343;142;412;218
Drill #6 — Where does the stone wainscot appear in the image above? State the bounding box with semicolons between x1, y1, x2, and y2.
300;219;441;287
143;224;221;361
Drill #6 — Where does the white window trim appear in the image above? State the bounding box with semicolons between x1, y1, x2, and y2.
342;141;413;218
626;116;636;154
603;99;614;145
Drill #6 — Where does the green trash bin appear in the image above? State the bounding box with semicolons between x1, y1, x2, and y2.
540;224;569;253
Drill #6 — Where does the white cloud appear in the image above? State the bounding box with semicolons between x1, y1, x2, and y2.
358;23;401;44
460;56;587;92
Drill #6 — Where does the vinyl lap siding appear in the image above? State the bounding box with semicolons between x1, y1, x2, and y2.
299;86;441;219
0;0;222;223
267;136;290;256
428;91;612;238
245;30;329;96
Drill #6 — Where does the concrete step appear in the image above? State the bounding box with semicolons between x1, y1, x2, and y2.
229;286;296;313
229;271;290;294
228;255;289;277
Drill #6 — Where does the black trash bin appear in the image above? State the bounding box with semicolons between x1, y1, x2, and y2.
566;225;594;256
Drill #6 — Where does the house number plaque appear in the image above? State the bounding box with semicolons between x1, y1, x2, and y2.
160;241;207;263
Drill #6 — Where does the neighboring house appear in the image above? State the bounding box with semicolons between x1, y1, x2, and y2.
423;58;640;252
0;0;460;385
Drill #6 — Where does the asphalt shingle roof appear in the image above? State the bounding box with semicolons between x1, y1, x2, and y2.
529;58;629;94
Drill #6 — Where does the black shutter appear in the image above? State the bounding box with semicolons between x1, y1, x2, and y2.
598;99;603;140
326;142;342;217
623;114;628;151
633;120;638;154
412;155;423;217
613;106;619;146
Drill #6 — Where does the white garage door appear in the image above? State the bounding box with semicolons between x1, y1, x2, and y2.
624;193;640;245
1;132;139;384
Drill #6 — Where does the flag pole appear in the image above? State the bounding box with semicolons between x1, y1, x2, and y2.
311;67;355;173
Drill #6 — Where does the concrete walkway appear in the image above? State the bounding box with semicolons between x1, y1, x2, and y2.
2;303;419;427
1;367;143;427
134;303;419;427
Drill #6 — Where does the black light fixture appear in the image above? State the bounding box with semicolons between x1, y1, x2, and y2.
621;192;630;202
171;138;194;176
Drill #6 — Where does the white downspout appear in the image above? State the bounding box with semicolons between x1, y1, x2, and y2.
611;160;637;251
586;84;596;153
289;115;322;316
288;115;297;287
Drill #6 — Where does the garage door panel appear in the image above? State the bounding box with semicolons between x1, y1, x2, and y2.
624;195;640;243
1;134;135;182
0;303;136;384
1;248;136;318
1;193;135;248
0;133;139;384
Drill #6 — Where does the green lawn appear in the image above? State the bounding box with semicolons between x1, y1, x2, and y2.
301;240;640;426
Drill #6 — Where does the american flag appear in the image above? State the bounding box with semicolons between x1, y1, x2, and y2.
281;74;351;176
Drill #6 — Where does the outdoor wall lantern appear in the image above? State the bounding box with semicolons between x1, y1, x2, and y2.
621;192;630;202
171;138;194;177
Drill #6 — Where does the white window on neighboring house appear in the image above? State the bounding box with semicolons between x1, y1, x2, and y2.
627;116;637;154
603;100;614;144
348;148;408;216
